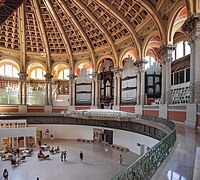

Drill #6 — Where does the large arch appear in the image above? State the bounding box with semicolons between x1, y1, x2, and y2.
96;55;114;72
142;30;161;58
167;3;187;44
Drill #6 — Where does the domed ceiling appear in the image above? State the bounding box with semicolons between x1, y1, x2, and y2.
0;0;186;70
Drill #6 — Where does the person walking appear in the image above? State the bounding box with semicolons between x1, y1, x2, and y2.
64;151;67;161
80;151;83;162
118;155;124;165
3;169;8;180
61;151;64;161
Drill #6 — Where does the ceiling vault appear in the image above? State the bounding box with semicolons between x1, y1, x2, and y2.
74;0;119;66
135;0;166;43
44;0;74;72
57;0;96;69
97;0;142;60
31;0;51;72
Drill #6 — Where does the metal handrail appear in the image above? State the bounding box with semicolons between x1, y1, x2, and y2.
112;115;176;180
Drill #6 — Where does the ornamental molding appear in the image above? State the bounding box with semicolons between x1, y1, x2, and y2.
182;13;200;38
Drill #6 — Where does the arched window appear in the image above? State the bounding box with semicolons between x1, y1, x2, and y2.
30;68;45;79
58;69;69;80
172;41;191;61
0;64;19;78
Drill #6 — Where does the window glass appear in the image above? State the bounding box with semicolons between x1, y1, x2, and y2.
31;69;36;79
172;50;175;61
63;69;69;80
180;70;184;84
174;72;178;85
58;71;63;79
0;66;4;76
186;68;190;82
13;67;18;78
185;42;191;56
37;69;43;79
5;65;12;76
176;42;184;59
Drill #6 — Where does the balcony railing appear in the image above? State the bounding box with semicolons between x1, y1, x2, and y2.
112;115;176;180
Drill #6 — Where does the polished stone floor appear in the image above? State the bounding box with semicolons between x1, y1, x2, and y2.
152;124;200;180
1;124;200;180
0;140;139;180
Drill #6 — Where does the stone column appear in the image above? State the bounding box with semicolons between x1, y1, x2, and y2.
135;60;146;105
44;74;53;105
91;72;99;108
158;45;175;104
113;68;121;110
19;81;23;105
18;72;28;105
113;71;118;106
136;68;141;105
160;61;166;104
117;73;121;106
95;74;100;107
183;13;200;103
91;79;95;106
68;74;76;109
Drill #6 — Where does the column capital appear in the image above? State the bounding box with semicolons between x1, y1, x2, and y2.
182;13;200;35
18;72;28;81
157;45;176;56
68;74;77;81
134;59;147;69
44;73;53;82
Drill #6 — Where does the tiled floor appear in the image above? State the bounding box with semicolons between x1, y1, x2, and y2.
152;124;200;180
1;124;199;180
0;140;139;180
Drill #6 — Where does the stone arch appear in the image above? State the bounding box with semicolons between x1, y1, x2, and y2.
0;56;21;71
142;30;161;58
119;46;138;66
96;55;115;72
167;3;186;44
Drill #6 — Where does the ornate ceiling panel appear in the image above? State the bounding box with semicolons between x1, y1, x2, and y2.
40;0;67;54
0;0;187;64
25;0;45;53
0;11;20;50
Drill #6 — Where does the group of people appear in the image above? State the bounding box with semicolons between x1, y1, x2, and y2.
49;146;60;154
37;150;49;159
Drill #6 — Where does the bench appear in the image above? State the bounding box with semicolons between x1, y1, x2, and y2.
77;138;93;143
111;144;129;152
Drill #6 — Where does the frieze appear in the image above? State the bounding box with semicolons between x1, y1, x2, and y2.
0;50;20;59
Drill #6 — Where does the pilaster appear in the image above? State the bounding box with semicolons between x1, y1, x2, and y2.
18;72;28;105
183;13;200;103
69;74;76;106
158;45;175;104
44;74;53;105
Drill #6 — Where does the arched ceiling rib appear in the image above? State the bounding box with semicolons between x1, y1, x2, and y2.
95;0;141;60
57;0;96;68
31;0;51;71
44;0;73;70
73;0;119;65
134;0;166;43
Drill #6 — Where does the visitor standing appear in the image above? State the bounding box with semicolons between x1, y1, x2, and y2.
3;169;8;180
118;155;123;165
64;151;67;161
80;151;83;162
61;151;64;161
